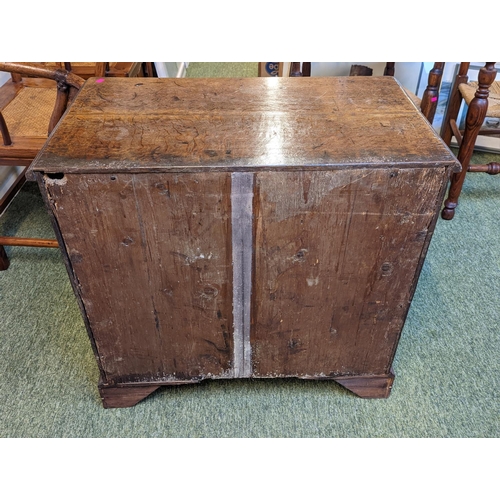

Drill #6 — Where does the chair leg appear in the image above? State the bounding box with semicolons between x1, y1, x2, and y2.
420;62;445;124
442;63;497;220
0;245;9;270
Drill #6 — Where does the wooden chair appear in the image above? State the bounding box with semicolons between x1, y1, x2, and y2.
0;62;85;270
440;62;500;220
39;62;157;79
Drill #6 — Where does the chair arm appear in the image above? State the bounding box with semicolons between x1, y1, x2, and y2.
0;62;86;137
0;62;85;90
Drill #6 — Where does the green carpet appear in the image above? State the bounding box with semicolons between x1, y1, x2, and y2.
0;64;499;437
186;62;259;78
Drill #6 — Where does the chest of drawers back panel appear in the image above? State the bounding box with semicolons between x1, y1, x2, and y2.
252;168;448;377
31;76;459;407
43;172;233;383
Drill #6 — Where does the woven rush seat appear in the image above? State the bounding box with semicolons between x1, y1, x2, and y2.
1;85;57;137
0;63;86;271
458;80;500;118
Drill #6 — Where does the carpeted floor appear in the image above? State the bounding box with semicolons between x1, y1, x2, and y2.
0;64;499;437
186;62;258;78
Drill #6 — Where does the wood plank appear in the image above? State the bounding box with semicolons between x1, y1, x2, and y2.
31;77;459;174
44;172;233;384
0;136;48;163
252;167;447;377
333;371;395;398
99;383;161;408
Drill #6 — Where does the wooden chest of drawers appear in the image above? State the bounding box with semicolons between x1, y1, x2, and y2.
31;76;458;407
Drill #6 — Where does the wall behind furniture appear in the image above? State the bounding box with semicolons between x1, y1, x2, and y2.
311;62;424;95
0;72;10;87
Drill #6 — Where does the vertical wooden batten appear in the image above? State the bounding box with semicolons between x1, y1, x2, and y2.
231;172;254;378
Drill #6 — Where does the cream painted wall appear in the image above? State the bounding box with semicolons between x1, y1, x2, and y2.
0;71;10;86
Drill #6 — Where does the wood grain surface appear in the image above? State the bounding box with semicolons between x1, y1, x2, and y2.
252;167;448;377
31;77;459;174
43;172;233;384
31;76;459;404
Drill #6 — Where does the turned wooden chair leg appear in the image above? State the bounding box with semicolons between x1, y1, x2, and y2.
442;63;497;220
0;245;9;270
420;62;445;124
290;62;302;77
383;62;395;76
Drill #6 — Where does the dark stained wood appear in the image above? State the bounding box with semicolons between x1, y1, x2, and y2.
450;119;463;146
290;63;302;77
442;62;497;220
0;112;12;145
140;63;157;78
252;167;449;378
30;77;458;406
441;62;471;146
33;171;108;383
420;62;444;124
99;383;161;408
43;172;233;384
384;63;395;77
0;244;9;270
333;371;395;398
468;162;500;174
350;64;373;76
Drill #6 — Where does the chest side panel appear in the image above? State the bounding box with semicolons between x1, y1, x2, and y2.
252;167;447;377
45;172;233;384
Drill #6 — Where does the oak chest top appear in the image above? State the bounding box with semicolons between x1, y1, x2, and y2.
32;76;458;174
